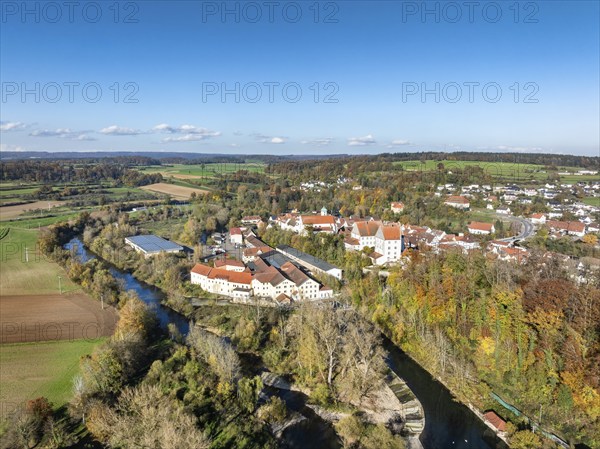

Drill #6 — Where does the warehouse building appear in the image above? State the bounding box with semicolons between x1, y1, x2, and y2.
124;235;184;258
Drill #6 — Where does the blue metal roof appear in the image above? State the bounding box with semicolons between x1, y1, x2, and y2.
126;235;183;253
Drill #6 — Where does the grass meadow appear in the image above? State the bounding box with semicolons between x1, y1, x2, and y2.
0;227;79;296
0;339;104;409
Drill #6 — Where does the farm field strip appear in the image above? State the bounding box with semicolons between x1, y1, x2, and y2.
139;162;265;179
391;160;596;182
0;294;117;344
140;182;210;199
0;338;104;408
0;201;64;220
0;228;79;295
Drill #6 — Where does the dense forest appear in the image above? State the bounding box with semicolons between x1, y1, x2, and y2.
0;160;162;185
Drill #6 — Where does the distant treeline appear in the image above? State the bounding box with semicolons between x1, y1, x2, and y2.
269;152;600;181
0;160;162;186
1;150;597;170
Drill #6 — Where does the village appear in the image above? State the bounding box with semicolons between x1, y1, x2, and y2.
123;175;600;306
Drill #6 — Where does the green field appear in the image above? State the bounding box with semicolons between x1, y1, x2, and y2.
0;227;79;296
392;160;595;182
139;216;188;241
2;213;81;229
0;187;40;196
0;183;156;221
0;339;103;408
583;197;600;207
139;162;265;178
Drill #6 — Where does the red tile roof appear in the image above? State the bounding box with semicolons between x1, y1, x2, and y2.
191;263;251;285
468;221;494;232
243;246;272;257
191;263;212;276
369;251;384;260
253;266;288;286
280;261;311;286
301;215;336;225
483;411;506;432
214;259;245;269
547;220;585;233
381;224;402;240
344;237;360;246
354;220;381;237
446;195;470;204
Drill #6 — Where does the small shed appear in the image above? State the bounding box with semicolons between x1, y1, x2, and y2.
483;410;507;432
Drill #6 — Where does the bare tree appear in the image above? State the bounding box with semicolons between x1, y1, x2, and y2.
87;384;209;449
339;311;387;401
187;326;240;384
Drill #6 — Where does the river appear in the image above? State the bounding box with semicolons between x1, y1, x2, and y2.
65;237;508;449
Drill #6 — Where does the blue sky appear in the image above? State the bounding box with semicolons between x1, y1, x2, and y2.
1;0;599;156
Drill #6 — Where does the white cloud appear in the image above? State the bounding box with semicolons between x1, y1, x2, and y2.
388;139;411;147
0;121;26;132
0;143;26;152
347;134;376;146
252;133;287;144
100;125;144;136
30;128;96;141
162;134;206;143
153;123;220;138
301;138;333;147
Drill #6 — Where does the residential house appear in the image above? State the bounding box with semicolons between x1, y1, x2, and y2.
372;224;404;265
241;215;263;226
445;195;470;210
468;222;495;235
229;227;243;245
546;220;586;237
242;246;273;263
347;220;382;250
530;213;546;224
272;213;338;235
391;202;405;213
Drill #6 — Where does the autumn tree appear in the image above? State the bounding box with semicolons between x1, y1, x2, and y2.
86;383;209;449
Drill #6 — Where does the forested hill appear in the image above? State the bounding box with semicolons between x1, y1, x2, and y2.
1;150;598;168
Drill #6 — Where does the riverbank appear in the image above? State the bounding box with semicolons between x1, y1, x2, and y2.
65;236;508;449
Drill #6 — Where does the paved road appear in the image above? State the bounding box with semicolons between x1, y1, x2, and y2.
497;214;535;242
